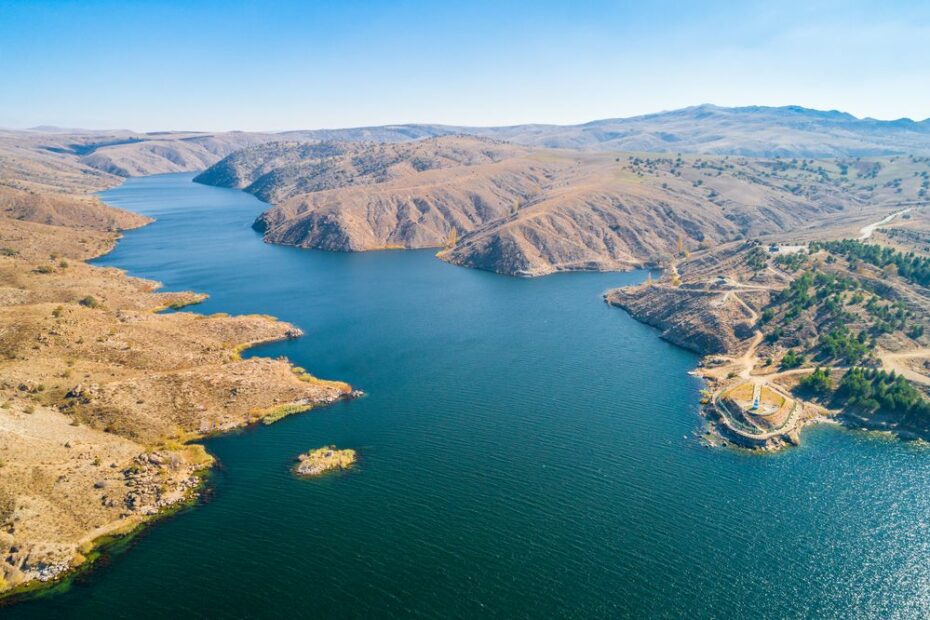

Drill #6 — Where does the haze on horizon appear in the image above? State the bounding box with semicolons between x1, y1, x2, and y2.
1;0;928;132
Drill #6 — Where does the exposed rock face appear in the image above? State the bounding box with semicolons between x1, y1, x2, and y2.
605;242;778;354
607;283;763;354
196;136;927;276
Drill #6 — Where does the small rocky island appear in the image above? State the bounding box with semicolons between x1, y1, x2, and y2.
294;446;357;477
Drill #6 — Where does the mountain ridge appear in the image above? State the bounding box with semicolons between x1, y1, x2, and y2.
196;135;930;276
9;104;930;170
271;104;930;158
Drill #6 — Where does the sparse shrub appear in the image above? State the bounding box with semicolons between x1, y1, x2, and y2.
79;295;99;308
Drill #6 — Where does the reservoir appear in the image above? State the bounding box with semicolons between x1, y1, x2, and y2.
12;173;930;618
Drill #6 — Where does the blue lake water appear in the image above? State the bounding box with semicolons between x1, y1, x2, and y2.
11;173;930;618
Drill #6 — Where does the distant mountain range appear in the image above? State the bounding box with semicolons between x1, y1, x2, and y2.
7;105;930;174
279;105;930;158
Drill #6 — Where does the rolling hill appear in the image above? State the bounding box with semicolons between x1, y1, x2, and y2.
196;136;930;276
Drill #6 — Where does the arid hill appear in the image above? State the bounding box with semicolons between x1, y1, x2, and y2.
0;129;278;191
0;141;351;595
0;186;149;231
197;136;930;276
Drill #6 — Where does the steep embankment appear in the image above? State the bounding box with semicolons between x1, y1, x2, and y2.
197;136;930;276
607;282;764;354
605;242;776;354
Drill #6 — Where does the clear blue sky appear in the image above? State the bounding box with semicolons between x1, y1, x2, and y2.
1;0;928;131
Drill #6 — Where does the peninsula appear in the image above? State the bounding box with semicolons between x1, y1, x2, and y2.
608;208;930;449
0;136;354;597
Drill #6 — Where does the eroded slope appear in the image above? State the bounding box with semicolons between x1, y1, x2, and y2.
198;137;930;276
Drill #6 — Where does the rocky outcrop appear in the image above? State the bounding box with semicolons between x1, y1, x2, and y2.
607;283;762;354
294;446;357;477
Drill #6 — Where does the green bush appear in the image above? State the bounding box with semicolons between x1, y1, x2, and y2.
798;367;833;395
835;367;930;417
780;349;805;369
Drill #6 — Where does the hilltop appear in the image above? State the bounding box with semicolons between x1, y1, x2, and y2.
197;136;930;276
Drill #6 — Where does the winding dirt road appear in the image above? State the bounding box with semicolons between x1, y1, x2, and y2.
858;208;912;240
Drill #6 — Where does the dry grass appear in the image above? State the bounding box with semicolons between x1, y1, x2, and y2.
0;186;350;594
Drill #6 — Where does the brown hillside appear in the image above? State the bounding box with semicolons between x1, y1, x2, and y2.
198;136;930;276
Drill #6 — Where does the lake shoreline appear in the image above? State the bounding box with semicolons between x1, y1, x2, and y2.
0;175;356;603
16;173;930;617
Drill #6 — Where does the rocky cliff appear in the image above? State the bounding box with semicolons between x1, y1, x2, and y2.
607;282;764;354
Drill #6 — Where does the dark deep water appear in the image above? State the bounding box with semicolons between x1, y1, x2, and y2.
12;173;930;618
